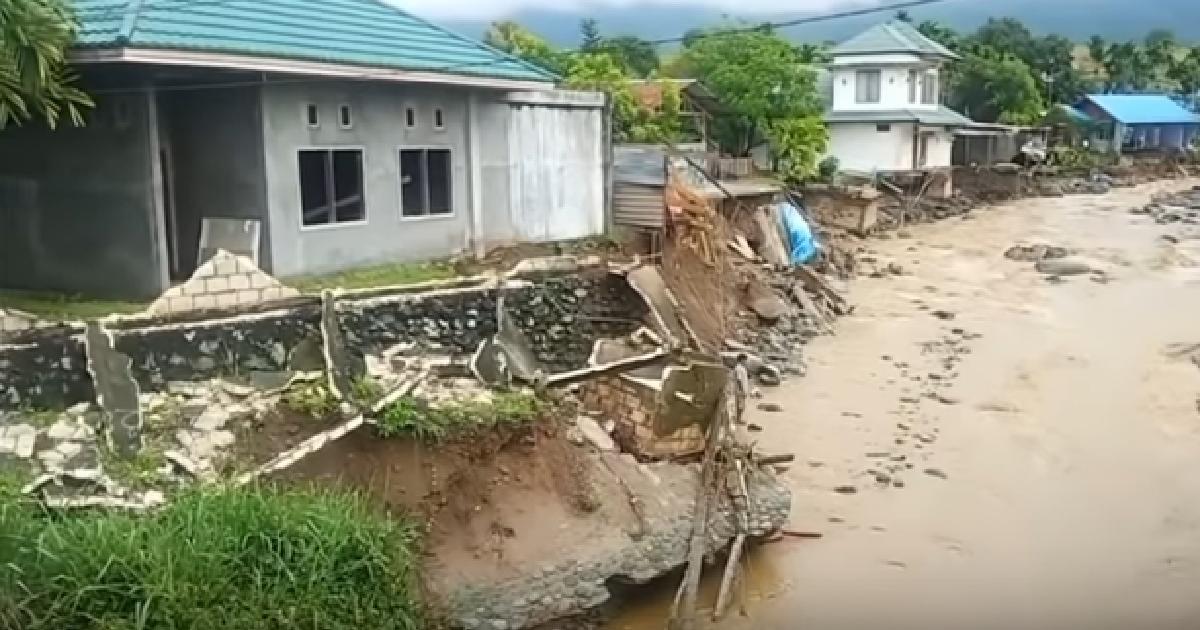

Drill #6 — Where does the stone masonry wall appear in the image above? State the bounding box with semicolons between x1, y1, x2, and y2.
0;270;651;411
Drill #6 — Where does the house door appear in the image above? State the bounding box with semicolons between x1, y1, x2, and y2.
918;133;931;168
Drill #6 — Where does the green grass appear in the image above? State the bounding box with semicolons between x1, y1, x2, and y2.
281;381;339;418
0;485;425;630
376;392;543;442
100;445;168;491
0;290;147;321
286;261;457;294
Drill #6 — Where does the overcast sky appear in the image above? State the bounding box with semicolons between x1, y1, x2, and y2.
399;0;885;20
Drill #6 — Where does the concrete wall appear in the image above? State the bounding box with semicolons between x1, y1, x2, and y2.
828;122;916;172
260;81;472;278
829;58;940;113
922;129;955;168
0;91;167;298
161;86;269;277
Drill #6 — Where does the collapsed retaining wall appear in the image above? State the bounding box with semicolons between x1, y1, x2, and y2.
0;268;647;411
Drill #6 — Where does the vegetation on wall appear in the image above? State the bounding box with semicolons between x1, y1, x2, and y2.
0;0;93;129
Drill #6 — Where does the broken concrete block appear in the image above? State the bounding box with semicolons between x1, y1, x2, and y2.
192;408;230;431
320;290;365;401
576;416;617;452
84;322;144;459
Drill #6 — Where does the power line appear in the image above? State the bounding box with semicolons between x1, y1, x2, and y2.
82;0;953;95
642;0;949;46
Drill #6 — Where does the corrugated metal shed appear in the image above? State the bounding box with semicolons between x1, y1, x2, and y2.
825;106;974;126
614;182;664;228
70;0;554;83
1082;95;1200;125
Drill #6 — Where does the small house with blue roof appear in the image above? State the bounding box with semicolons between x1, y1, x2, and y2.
1076;94;1200;155
0;0;606;300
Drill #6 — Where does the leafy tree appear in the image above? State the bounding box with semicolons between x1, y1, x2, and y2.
599;35;660;78
563;52;680;143
484;21;567;74
0;0;92;129
917;20;963;55
683;28;826;179
579;18;601;51
948;50;1044;124
1170;47;1200;96
895;10;912;23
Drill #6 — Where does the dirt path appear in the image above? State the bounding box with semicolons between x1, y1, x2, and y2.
610;180;1200;630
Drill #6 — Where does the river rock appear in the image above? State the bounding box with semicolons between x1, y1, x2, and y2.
1035;258;1095;276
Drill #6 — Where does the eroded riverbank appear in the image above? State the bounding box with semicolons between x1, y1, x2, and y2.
607;180;1200;630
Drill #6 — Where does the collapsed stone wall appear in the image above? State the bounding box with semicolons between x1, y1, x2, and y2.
953;166;1023;201
0;269;649;411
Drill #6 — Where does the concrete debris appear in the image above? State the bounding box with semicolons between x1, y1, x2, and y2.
84;322;145;459
575;416;617;451
320;290;365;401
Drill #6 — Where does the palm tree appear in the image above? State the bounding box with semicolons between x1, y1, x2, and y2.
0;0;92;129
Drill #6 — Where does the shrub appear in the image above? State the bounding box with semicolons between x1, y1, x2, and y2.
0;486;424;630
282;381;338;418
376;392;543;442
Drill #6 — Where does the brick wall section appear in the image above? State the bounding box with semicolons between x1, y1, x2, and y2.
146;250;301;316
580;375;706;459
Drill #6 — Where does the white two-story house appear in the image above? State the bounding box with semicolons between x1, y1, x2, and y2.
823;20;974;176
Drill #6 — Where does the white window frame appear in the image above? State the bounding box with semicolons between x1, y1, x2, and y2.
856;70;882;104
338;103;353;129
397;145;455;222
921;71;939;105
405;105;418;129
433;107;446;131
304;103;320;129
295;145;369;231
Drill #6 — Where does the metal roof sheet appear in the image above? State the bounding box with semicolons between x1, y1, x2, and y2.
1083;94;1200;125
831;20;958;60
71;0;555;83
825;106;974;126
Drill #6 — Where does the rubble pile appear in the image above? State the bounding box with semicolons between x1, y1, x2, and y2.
1135;186;1200;225
878;195;977;227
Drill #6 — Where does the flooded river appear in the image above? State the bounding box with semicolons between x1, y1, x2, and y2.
607;180;1200;630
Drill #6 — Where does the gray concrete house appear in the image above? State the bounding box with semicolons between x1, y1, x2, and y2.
0;0;608;299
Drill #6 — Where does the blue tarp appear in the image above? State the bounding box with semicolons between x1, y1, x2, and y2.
777;201;818;265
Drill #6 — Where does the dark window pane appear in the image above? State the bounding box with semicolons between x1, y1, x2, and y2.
299;150;331;225
428;149;452;214
306;104;319;127
339;105;352;128
400;149;426;216
332;150;364;222
405;107;416;128
434;108;444;129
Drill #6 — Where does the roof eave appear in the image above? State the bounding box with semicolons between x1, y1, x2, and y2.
71;46;556;90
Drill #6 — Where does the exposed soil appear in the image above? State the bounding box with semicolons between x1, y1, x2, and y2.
232;405;341;469
271;415;635;592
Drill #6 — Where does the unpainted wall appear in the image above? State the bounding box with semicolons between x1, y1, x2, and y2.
0;91;166;298
260;81;472;278
161;86;269;276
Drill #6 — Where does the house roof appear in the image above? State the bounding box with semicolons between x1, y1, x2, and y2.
825;106;974;127
70;0;555;85
831;20;958;60
1081;94;1200;125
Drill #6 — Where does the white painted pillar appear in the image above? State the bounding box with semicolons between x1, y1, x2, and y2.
466;91;485;258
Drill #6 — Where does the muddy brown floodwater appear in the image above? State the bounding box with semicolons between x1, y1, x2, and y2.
608;180;1200;630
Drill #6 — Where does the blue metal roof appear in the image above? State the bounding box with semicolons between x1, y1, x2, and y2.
70;0;555;84
1083;94;1200;125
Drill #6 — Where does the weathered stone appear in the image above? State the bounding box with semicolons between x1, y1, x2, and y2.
193;408;230;431
924;468;948;480
1035;257;1095;276
15;434;35;459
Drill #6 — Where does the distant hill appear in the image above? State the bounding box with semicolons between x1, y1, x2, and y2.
440;0;1200;47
